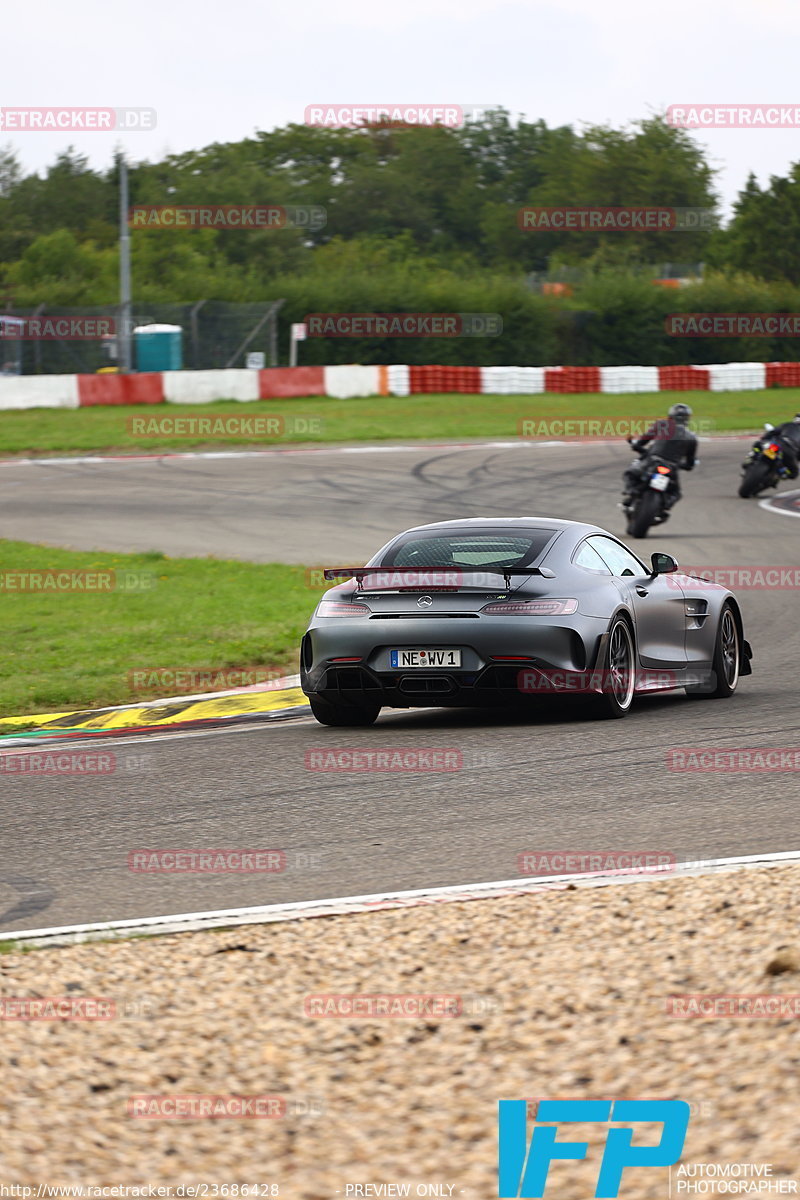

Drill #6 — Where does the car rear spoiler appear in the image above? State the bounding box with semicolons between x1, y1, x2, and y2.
323;565;555;590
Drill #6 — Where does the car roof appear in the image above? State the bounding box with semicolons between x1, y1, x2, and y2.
396;517;609;537
370;517;649;576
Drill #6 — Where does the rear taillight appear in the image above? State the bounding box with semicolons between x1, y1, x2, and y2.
481;598;578;616
316;600;370;618
655;465;671;474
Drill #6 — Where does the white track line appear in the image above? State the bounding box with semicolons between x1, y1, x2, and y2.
4;442;551;466
759;489;800;518
3;850;799;948
0;435;748;468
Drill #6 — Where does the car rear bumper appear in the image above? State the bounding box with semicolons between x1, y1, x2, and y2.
302;658;549;707
300;614;609;708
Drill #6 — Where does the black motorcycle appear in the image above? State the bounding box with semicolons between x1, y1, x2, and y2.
739;424;793;498
623;446;683;538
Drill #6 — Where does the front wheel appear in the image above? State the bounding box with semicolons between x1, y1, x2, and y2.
686;603;740;699
629;489;662;538
308;695;381;727
738;460;773;498
588;617;636;719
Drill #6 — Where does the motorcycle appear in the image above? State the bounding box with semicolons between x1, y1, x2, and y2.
739;424;793;498
622;444;684;539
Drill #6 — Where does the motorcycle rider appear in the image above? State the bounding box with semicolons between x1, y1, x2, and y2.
746;414;800;480
621;402;698;518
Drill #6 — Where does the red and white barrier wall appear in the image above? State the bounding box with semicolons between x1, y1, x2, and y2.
3;361;800;409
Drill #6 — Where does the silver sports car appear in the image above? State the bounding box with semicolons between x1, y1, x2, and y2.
300;517;752;726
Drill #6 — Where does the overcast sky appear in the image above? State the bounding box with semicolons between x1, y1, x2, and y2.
3;0;799;218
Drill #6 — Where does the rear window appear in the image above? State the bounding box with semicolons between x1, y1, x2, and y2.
381;529;558;569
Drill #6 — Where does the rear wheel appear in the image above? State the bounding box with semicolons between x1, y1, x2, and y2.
629;489;662;538
738;460;772;498
309;695;381;727
588;617;636;719
686;603;740;699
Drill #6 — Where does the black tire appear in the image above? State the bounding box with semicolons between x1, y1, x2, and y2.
629;489;662;538
308;695;381;727
588;616;637;719
685;603;740;699
738;460;772;498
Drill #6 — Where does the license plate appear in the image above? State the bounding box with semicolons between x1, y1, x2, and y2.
649;474;669;491
390;648;462;668
763;447;777;459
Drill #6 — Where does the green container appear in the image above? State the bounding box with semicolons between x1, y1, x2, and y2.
134;324;183;372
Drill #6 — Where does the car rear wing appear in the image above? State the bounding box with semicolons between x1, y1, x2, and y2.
323;565;556;590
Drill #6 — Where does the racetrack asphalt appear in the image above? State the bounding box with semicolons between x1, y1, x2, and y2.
2;438;799;932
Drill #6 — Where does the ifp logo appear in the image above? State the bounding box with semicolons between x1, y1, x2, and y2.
498;1099;690;1197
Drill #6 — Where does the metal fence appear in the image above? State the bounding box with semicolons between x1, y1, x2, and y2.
0;301;285;375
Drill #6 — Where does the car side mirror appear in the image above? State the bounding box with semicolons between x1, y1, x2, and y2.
650;552;679;576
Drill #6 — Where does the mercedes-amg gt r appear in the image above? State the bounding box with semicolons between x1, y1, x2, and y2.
300;518;752;726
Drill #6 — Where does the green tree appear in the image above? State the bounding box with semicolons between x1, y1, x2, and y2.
709;168;800;283
2;229;116;305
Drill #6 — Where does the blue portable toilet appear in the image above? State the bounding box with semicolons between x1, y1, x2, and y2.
134;323;183;371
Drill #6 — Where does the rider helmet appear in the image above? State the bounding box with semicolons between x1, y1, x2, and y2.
667;403;693;424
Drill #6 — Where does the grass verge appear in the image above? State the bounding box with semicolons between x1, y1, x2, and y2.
1;389;798;457
0;541;319;717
